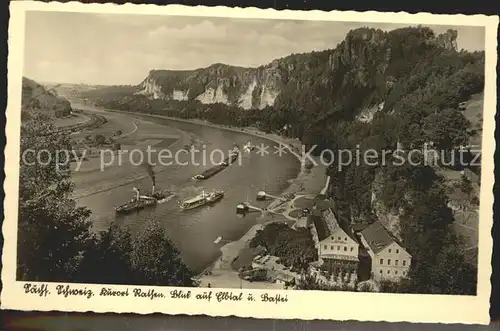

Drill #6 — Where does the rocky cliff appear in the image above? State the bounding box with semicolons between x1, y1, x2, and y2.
136;63;283;110
22;77;72;117
135;28;459;111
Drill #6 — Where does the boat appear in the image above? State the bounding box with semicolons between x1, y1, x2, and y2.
115;188;156;215
142;185;175;203
227;150;239;163
236;201;250;214
206;190;224;204
179;190;208;210
191;151;239;180
151;189;175;203
256;191;267;201
243;141;255;152
191;163;227;180
179;189;224;210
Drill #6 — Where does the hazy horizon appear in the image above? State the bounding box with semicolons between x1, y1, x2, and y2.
24;11;486;86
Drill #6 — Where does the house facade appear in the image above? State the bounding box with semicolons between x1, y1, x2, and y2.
311;200;360;271
358;221;412;281
318;208;359;263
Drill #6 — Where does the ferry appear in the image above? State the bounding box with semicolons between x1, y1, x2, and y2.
115;188;156;215
179;189;224;210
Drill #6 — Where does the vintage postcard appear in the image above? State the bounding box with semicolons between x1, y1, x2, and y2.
2;0;498;324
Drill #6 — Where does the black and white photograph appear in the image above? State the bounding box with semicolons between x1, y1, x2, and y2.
2;1;497;324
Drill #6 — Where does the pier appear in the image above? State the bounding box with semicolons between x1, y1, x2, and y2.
236;191;292;216
255;190;288;202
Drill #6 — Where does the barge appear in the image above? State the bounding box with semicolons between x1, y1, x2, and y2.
191;150;239;180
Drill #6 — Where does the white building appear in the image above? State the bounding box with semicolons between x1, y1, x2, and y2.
358;221;412;281
310;199;360;271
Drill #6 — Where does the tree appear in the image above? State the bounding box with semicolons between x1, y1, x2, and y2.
130;218;195;286
423;108;470;150
427;235;477;295
76;224;134;284
17;105;92;282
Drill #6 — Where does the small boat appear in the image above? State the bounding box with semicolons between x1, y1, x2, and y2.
256;191;266;201
243;141;255;152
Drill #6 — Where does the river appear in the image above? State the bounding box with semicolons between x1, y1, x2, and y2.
72;108;301;274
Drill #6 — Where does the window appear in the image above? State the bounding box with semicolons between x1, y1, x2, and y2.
338;246;341;250
389;249;391;253
396;249;399;254
380;270;383;274
330;245;334;250
324;245;327;250
395;260;399;266
403;271;406;276
344;247;347;251
344;237;347;241
338;237;341;240
387;270;391;274
395;271;398;275
380;259;383;265
403;260;406;266
388;259;391;265
350;247;354;252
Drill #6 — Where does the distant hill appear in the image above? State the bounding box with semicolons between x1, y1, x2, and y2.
81;28;467;110
78;26;484;149
22;77;72;118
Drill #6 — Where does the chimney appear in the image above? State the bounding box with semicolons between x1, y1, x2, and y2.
133;187;140;200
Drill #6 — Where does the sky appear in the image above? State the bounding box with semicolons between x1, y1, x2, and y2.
23;11;485;86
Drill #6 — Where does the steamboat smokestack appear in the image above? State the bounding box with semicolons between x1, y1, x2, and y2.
133;187;140;200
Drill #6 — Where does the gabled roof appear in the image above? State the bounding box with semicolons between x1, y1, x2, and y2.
351;223;369;233
360;221;405;255
310;214;330;241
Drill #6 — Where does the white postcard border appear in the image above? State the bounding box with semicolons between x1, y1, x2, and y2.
2;1;498;325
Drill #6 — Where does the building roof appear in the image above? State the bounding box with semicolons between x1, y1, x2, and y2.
315;198;332;211
351;223;369;233
310;214;330;241
311;198;359;243
360;221;403;254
